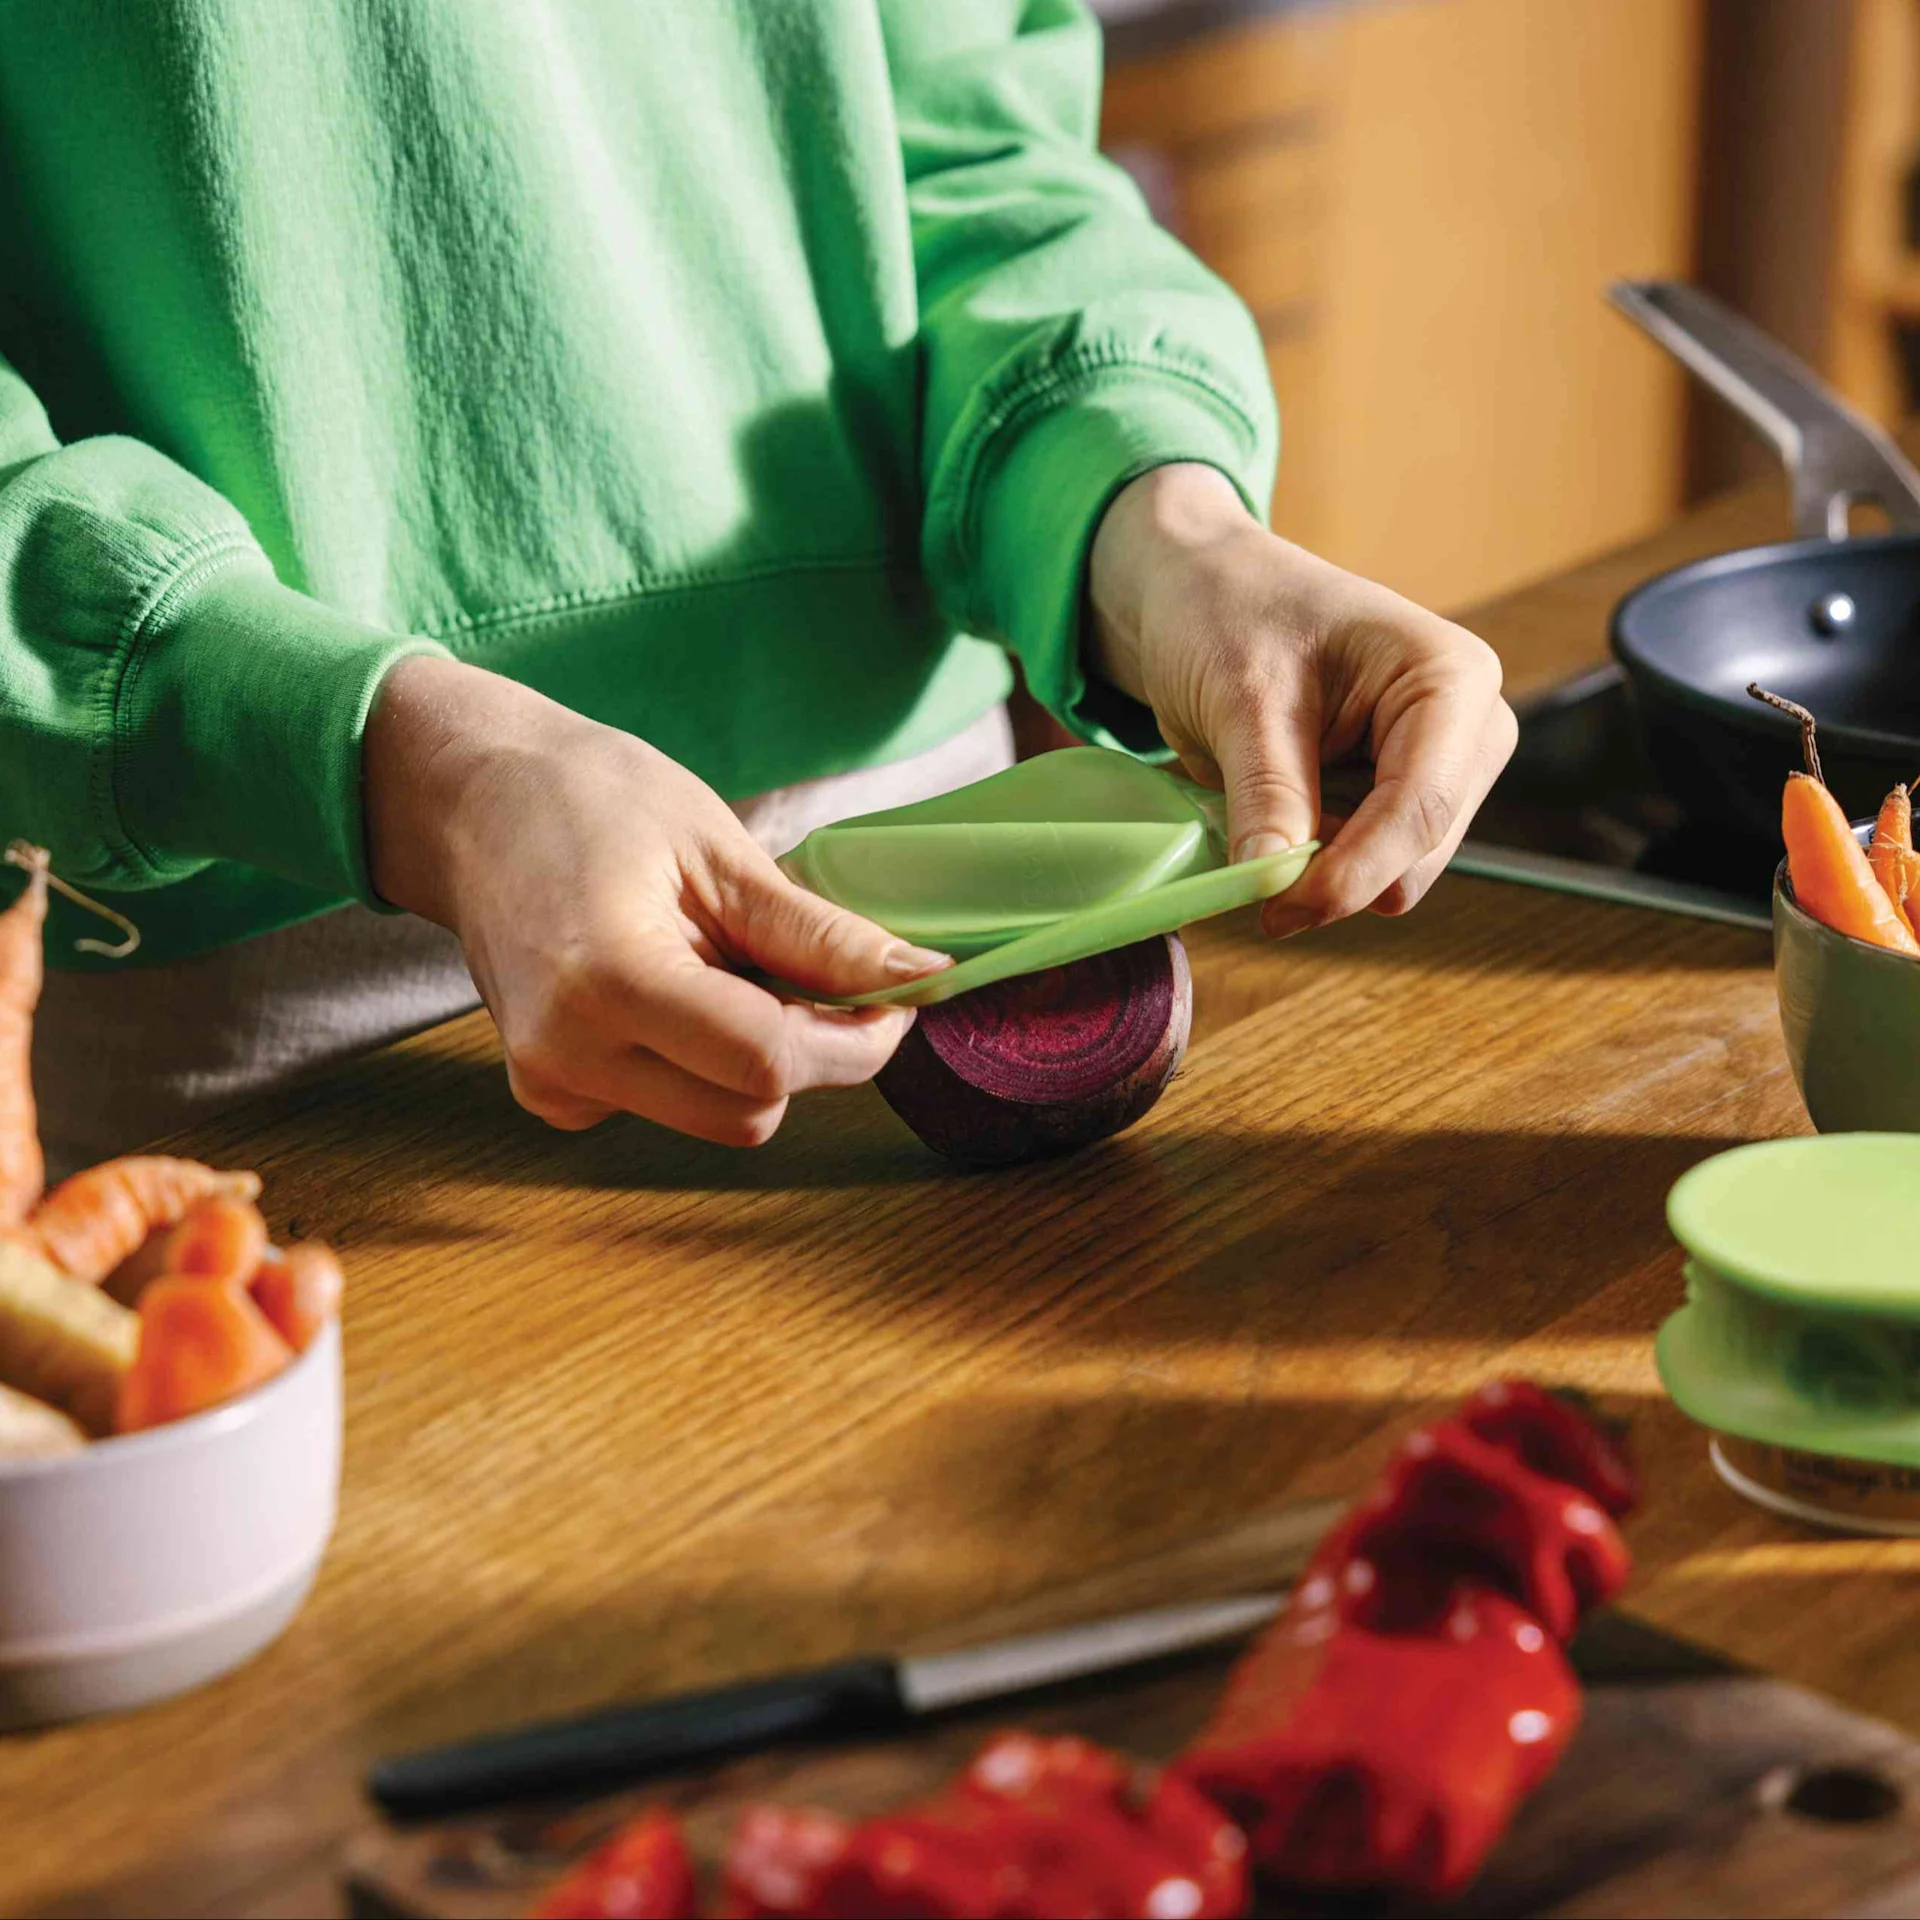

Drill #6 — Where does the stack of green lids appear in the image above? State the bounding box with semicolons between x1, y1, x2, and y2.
1657;1135;1920;1471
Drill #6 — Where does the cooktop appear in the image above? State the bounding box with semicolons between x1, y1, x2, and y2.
1452;665;1774;932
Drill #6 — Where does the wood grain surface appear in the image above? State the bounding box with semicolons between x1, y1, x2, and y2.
0;475;1893;1920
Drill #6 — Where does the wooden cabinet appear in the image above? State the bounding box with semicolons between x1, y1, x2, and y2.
1103;0;1706;616
1831;0;1920;425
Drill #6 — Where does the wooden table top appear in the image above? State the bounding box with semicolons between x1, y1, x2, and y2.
11;470;1910;1919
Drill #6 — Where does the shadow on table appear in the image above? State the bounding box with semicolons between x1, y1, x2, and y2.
544;1114;1719;1311
1191;881;1772;979
181;1002;1774;1207
348;1370;1690;1765
167;1029;937;1198
165;871;1777;1205
345;1119;1728;1756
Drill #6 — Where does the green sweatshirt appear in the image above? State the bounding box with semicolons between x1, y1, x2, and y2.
0;0;1276;966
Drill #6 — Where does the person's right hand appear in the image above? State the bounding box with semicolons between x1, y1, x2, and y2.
363;656;946;1145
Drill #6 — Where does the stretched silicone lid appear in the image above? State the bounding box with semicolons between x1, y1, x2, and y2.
773;748;1317;1008
1666;1135;1920;1315
1657;1137;1920;1466
1657;1261;1920;1468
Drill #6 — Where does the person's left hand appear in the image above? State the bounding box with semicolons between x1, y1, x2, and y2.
1087;463;1518;935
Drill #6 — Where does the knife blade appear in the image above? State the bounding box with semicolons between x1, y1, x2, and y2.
369;1590;1285;1820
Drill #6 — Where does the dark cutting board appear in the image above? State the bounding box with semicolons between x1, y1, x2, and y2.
345;1611;1920;1919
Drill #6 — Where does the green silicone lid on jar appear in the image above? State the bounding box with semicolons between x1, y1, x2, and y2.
770;748;1317;1008
1655;1135;1920;1467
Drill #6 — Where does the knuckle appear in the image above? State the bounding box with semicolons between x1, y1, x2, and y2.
734;1035;794;1104
1414;781;1458;846
511;1013;575;1090
714;869;789;959
811;909;878;976
549;947;622;1019
723;1100;787;1148
1374;876;1423;918
1233;763;1316;821
504;1064;548;1116
1213;649;1267;705
1218;648;1296;717
1388;771;1462;850
1452;629;1505;693
506;1061;592;1128
1321;875;1378;922
729;877;778;947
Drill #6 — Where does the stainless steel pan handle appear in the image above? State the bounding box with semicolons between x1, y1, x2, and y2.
1608;279;1920;541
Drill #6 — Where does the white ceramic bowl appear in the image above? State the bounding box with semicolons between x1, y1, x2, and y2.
0;1317;341;1729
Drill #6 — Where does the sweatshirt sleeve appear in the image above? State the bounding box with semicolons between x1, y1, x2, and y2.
883;0;1279;752
0;355;447;899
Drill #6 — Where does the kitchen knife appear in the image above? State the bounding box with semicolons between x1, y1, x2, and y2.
369;1590;1282;1819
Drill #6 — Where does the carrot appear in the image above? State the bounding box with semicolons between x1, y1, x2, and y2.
161;1194;269;1287
25;1157;263;1285
101;1229;179;1308
1779;773;1919;951
250;1243;343;1352
0;847;48;1227
1749;686;1920;956
1870;783;1918;932
113;1276;292;1434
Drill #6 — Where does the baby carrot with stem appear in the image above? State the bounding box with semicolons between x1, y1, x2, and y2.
1870;781;1919;933
1750;686;1920;956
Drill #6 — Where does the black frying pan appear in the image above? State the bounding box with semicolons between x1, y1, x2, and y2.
1608;281;1920;843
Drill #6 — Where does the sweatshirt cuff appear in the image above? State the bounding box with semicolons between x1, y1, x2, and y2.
112;550;451;904
965;359;1275;755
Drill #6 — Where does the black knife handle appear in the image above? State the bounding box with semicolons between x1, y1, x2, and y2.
368;1656;908;1819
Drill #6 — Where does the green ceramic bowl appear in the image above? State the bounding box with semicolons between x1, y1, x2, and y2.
1775;828;1920;1133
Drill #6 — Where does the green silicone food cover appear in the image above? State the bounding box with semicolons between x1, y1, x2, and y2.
774;748;1317;1008
1655;1136;1920;1466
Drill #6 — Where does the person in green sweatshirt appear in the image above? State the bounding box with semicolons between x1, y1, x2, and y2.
0;0;1515;1171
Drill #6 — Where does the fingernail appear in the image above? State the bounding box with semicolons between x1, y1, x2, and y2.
1236;833;1296;863
885;942;951;978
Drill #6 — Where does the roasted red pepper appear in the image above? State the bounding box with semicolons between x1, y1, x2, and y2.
721;1806;851;1919
530;1808;702;1920
721;1732;1248;1919
1349;1418;1632;1641
1459;1378;1640;1519
1172;1385;1634;1902
544;1384;1634;1918
1176;1574;1578;1899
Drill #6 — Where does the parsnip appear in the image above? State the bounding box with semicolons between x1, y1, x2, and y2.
0;1236;136;1435
0;1380;86;1458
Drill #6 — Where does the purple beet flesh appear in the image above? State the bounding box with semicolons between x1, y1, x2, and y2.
875;934;1191;1167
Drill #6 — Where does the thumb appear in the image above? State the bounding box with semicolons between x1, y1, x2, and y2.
1218;673;1324;864
724;853;950;999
